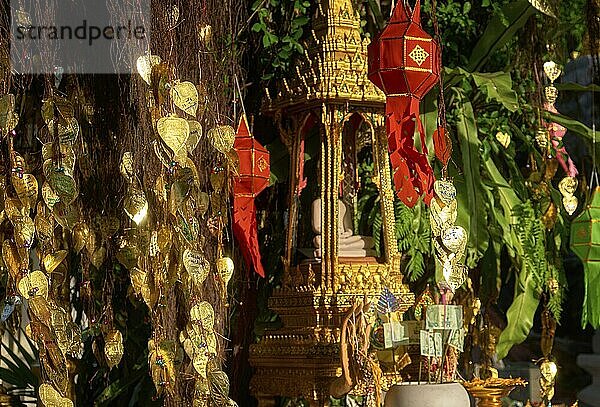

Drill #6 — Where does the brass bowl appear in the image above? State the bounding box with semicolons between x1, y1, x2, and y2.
462;378;527;407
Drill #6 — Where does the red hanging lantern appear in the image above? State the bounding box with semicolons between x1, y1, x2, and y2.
368;0;441;207
232;115;270;277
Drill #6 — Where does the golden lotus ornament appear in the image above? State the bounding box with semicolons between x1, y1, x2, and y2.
105;330;124;369
18;271;49;299
433;179;457;205
39;383;73;407
563;195;578;215
170;81;199;117
208;125;235;153
543;61;561;82
136;54;162;85
558;176;578;197
157;115;190;161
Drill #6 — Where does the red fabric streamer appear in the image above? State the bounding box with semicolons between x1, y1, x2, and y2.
368;0;440;207
232;115;270;277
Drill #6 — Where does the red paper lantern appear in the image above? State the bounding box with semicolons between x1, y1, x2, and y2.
368;0;440;207
233;115;270;277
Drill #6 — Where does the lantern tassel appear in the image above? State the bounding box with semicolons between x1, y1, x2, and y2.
386;95;434;207
582;263;600;329
233;197;266;278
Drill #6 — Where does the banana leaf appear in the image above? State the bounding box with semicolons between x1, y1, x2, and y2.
496;275;541;359
471;72;519;112
454;90;489;265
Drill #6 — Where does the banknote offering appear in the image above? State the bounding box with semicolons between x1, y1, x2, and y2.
448;328;465;352
384;321;406;348
425;305;463;330
420;330;443;357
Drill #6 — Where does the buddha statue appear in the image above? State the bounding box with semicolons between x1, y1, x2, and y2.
312;198;377;258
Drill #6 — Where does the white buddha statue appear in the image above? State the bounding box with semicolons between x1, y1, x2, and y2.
311;198;376;258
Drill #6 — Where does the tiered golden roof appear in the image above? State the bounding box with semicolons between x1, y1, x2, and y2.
265;0;385;109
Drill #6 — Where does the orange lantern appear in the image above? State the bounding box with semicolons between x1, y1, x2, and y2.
368;0;441;206
233;115;270;277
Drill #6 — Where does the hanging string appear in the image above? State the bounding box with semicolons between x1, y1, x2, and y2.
431;0;451;178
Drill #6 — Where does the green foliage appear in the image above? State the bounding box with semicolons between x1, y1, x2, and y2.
0;330;38;404
250;0;311;80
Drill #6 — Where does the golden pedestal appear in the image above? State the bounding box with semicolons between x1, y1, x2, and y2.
250;261;414;406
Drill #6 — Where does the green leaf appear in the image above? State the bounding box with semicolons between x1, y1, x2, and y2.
471;72;519;112
496;276;541;359
366;0;384;31
582;263;600;329
467;1;536;72
455;91;489;265
266;137;290;184
556;82;600;92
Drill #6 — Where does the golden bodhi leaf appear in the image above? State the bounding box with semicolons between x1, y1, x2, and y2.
18;270;49;299
216;257;234;287
43;251;68;274
157;116;190;162
208;125;235;154
136;54;161;86
124;187;148;225
183;249;210;286
12;173;38;213
0;94;19;132
120;152;134;182
105;330;124;369
2;239;21;280
170;81;199;117
190;302;215;333
39;383;73;407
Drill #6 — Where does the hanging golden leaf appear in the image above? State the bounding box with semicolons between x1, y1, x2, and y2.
193;350;210;378
120;152;135;182
124;187;149;225
53;203;80;231
169;180;190;215
0;94;19;133
157;226;172;254
176;214;199;242
187;120;202;153
495;131;511;149
156;116;190;161
152;140;173;169
13;215;35;250
154;174;168;203
207;368;231;406
46;169;78;205
216;257;234;287
42;182;61;210
541;202;558;230
72;222;90;253
208;125;235;154
4;197;23;222
47;118;79;145
170;81;199;117
529;0;557;18
91;247;106;268
2;240;21;280
563;195;578;215
43;251;68;274
210;169;226;191
136;54;162;86
35;203;55;242
183;249;210;285
39;383;73;407
543;61;561;83
12;173;38;213
42;143;76;176
18;270;49;299
104;330;124;369
28;296;52;325
190;302;215;333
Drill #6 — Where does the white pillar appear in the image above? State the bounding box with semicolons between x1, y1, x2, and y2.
578;329;600;406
